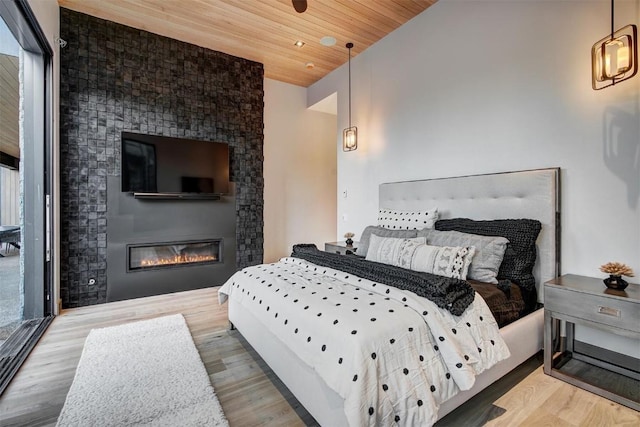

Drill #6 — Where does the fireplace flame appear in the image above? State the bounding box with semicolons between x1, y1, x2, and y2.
140;254;218;267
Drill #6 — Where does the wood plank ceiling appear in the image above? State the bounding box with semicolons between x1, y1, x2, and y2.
57;0;437;87
0;54;20;159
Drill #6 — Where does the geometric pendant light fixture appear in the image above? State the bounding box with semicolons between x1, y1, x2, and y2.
343;42;357;151
591;0;637;90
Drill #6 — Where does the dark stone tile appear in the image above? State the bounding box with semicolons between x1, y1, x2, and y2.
59;8;264;308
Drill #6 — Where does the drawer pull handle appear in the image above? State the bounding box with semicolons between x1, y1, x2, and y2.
597;306;620;317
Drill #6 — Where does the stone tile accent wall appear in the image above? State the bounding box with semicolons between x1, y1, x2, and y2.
59;9;264;307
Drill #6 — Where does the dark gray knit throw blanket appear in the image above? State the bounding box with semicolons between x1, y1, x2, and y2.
291;244;475;316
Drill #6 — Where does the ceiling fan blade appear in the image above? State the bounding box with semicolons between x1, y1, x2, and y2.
292;0;307;13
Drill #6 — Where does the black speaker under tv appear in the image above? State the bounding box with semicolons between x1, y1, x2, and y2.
121;133;230;197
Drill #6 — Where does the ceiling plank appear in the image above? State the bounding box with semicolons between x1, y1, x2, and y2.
58;0;435;87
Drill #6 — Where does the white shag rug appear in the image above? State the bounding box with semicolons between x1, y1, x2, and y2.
57;314;229;427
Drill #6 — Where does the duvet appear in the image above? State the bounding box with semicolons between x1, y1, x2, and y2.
219;257;510;426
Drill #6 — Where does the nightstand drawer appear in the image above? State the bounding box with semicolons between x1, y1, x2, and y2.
545;286;640;333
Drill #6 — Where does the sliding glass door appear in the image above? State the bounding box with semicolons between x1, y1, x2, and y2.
0;16;22;348
0;0;53;395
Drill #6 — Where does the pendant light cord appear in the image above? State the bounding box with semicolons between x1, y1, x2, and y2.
611;0;614;38
347;42;353;129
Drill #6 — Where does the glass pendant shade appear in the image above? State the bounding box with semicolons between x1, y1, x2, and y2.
592;24;637;90
343;126;357;152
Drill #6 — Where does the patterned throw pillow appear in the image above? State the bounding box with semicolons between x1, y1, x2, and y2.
419;229;509;284
435;218;541;291
366;235;475;280
358;226;419;258
378;208;438;230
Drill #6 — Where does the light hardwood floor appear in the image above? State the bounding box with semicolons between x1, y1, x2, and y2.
0;287;638;426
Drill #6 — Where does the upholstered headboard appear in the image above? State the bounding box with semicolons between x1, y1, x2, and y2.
379;168;560;302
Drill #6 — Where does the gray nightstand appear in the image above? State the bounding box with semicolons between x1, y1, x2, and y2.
544;274;640;410
324;241;358;255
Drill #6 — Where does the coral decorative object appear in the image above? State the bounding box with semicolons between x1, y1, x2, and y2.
600;262;634;290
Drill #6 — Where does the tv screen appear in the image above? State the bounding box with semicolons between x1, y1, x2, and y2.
181;176;214;193
121;133;230;195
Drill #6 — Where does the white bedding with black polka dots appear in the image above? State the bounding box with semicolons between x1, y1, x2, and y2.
219;257;510;426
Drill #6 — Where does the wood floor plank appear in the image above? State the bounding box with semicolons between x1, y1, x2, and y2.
580;399;640;427
1;287;638;426
541;384;598;426
518;409;574;427
481;367;563;426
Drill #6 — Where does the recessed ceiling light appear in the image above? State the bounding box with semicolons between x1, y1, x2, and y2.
305;62;315;69
320;36;336;47
294;40;305;47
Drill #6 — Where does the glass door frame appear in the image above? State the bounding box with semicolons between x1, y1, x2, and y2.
0;0;54;318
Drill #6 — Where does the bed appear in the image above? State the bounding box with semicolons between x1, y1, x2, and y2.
219;168;560;425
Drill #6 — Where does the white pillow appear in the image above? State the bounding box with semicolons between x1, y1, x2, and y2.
366;235;475;280
358;226;419;258
378;207;438;230
366;235;426;264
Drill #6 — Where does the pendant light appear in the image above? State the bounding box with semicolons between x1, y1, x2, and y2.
591;0;637;90
343;42;357;152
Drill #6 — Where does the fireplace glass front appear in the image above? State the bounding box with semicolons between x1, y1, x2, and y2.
127;239;222;272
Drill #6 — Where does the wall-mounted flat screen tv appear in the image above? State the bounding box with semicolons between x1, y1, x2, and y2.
121;132;230;196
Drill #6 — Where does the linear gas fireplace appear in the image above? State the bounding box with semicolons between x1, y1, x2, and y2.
107;175;237;302
127;239;222;272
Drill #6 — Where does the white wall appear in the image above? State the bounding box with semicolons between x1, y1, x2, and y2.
309;0;640;282
309;0;640;355
27;0;60;313
264;78;337;262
